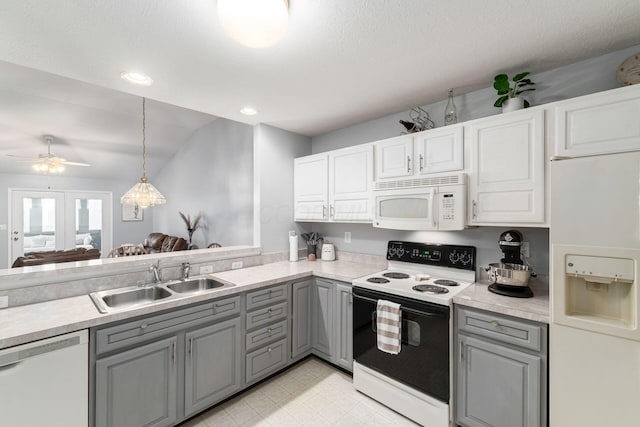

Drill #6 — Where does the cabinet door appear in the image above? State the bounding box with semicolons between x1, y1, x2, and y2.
329;145;374;221
456;334;541;427
184;317;242;418
335;283;353;372
312;279;335;360
291;279;313;359
414;125;464;174
554;85;640;158
374;135;414;180
294;154;328;221
467;109;545;224
95;336;177;427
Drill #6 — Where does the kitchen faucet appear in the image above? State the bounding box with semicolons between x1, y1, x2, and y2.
181;262;191;280
149;260;162;283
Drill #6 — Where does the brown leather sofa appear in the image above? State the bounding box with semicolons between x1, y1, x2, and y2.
12;248;101;268
144;233;188;253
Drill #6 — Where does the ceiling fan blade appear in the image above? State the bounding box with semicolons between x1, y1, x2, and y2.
61;161;91;167
5;154;39;162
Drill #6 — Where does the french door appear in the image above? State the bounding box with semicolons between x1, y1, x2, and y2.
9;189;112;265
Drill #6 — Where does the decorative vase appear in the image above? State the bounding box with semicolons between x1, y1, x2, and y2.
502;97;524;113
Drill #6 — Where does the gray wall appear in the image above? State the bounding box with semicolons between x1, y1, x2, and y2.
253;124;311;253
0;173;153;269
305;44;640;274
151;118;254;249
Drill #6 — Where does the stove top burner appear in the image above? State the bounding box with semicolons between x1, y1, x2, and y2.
433;279;459;287
382;272;411;279
412;284;449;294
367;277;390;284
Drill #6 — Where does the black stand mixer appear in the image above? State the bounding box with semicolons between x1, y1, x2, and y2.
487;230;534;298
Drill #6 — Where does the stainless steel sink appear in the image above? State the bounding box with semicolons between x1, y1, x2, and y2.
89;276;235;313
165;277;231;294
90;285;173;313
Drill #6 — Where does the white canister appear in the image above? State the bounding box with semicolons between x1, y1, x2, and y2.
321;243;336;261
289;231;298;262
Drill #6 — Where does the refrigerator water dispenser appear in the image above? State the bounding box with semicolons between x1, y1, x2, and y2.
553;245;640;341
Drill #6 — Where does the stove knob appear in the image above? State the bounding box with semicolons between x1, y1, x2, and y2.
449;251;460;264
388;247;397;257
397;248;405;257
460;252;472;265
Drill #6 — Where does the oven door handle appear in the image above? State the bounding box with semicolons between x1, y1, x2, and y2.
354;294;447;318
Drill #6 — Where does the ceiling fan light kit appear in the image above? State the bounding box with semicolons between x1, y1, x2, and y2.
121;97;167;209
217;0;289;48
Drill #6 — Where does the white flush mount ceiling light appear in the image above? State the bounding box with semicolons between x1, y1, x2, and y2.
217;0;289;48
120;71;154;86
121;98;166;209
240;106;258;115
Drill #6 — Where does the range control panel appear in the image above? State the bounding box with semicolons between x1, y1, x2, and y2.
386;241;476;271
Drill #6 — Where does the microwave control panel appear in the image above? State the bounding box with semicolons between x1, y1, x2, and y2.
387;241;476;270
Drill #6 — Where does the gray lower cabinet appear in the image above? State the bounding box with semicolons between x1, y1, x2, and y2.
95;336;178;427
291;279;313;359
184;317;242;418
311;278;335;361
244;284;290;385
335;283;353;371
455;306;548;427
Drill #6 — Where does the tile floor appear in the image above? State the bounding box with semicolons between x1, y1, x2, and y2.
179;357;419;426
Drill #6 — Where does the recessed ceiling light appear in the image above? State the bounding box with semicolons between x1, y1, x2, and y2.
120;71;154;86
240;106;258;116
217;0;289;48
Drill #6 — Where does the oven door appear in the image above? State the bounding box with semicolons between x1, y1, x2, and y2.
373;187;437;230
352;287;450;402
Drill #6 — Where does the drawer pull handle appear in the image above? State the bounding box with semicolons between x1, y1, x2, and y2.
491;320;500;328
140;321;149;330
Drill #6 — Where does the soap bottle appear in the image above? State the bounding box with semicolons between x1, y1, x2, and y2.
289;231;298;262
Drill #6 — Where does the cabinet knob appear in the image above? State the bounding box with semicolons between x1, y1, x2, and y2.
491;320;500;328
140;321;149;330
267;328;273;335
267;347;272;353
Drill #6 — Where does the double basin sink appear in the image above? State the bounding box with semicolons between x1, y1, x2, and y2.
90;277;235;314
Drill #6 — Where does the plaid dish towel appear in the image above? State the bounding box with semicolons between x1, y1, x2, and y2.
376;299;401;354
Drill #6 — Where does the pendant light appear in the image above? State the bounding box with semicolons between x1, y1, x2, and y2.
217;0;289;48
121;97;166;209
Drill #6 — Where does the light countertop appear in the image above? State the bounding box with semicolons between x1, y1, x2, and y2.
453;276;550;323
0;259;381;349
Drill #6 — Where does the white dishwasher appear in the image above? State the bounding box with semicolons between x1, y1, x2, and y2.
0;330;88;427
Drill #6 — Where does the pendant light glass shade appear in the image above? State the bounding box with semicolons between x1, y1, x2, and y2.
217;0;289;48
121;98;166;208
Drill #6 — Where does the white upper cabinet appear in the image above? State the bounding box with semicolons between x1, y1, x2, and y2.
467;109;545;225
554;85;640;158
295;145;373;223
294;154;328;221
374;135;414;179
415;124;464;175
375;126;463;180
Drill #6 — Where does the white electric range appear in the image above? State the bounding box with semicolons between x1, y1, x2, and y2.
352;241;477;427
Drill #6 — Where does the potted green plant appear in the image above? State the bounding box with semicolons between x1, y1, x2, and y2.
493;72;535;112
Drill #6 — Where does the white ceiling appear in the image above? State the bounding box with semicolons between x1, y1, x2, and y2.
0;0;639;179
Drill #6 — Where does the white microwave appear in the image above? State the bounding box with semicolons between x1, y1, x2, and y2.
373;173;467;231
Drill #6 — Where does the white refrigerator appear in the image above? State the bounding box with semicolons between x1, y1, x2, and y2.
550;151;640;426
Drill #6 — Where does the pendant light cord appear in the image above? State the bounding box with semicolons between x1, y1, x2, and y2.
141;97;147;181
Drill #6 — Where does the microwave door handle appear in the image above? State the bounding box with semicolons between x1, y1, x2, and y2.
431;190;437;229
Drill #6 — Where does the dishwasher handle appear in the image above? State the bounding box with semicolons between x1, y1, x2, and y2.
0;334;82;368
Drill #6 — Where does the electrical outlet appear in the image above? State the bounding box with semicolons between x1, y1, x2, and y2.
0;296;8;308
520;242;530;258
199;265;214;274
345;231;351;243
231;261;243;269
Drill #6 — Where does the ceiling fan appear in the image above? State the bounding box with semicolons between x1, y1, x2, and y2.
6;135;91;174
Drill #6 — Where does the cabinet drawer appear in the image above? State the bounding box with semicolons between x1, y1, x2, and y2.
456;307;544;352
246;301;288;330
245;338;288;384
246;284;287;310
95;296;241;355
245;319;288;352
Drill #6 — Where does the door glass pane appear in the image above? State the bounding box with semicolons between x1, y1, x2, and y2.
75;198;102;250
379;198;430;219
22;197;57;254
